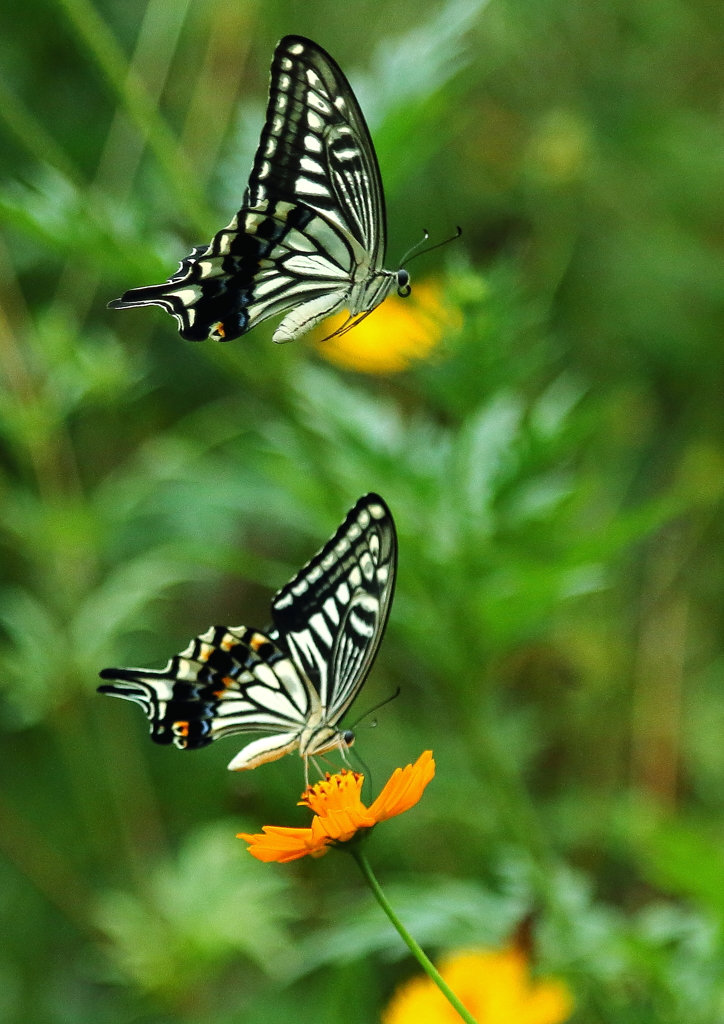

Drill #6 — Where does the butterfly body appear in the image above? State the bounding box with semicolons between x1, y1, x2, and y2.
98;494;396;773
109;37;409;343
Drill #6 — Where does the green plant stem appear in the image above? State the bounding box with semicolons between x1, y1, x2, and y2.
0;74;84;186
351;848;479;1024
54;0;212;235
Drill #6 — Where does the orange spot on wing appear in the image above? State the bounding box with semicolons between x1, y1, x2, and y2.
212;676;236;697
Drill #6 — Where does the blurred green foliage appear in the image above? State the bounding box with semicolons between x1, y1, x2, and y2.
2;0;724;1021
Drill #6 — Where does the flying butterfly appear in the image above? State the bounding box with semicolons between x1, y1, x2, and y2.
108;35;413;343
98;494;396;776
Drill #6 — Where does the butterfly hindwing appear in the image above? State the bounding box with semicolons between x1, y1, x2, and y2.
108;202;355;343
271;493;397;720
108;36;398;344
98;626;311;750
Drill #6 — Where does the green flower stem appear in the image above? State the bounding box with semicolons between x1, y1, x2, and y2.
351;848;479;1024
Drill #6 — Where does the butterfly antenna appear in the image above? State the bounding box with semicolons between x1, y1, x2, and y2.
349;686;402;730
400;226;463;268
397;230;430;269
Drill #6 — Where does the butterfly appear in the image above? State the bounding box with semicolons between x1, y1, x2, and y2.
98;494;397;775
108;36;411;344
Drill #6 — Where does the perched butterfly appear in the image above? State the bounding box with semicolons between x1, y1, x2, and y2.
108;35;411;343
98;494;396;775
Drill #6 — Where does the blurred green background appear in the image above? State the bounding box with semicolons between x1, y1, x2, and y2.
2;0;724;1020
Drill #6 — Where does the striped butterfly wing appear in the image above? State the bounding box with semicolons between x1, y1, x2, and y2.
246;35;387;264
108;35;387;344
98;626;311;750
270;493;397;723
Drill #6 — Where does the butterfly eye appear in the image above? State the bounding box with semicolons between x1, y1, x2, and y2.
342;730;355;747
396;269;411;298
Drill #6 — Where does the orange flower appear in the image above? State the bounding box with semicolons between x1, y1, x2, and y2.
239;751;435;863
313;280;460;374
383;947;574;1024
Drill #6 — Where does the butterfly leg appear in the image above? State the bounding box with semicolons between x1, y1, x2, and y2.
310;755;330;782
338;738;353;768
317;752;346;774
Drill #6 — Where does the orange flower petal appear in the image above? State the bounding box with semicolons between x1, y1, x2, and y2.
368;750;435;823
315;806;376;842
239;752;435;862
300;769;367;816
238;823;330;863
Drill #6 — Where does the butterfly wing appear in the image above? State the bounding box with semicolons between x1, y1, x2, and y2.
98;625;311;750
270;493;397;724
108;35;387;343
247;35;387;265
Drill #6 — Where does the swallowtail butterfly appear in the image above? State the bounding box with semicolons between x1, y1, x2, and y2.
109;36;411;343
98;494;396;773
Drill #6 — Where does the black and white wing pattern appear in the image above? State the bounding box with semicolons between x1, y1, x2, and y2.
98;627;313;769
98;494;397;772
269;494;396;726
108;36;410;344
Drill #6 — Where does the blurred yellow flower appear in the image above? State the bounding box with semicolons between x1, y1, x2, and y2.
313;280;460;374
383;947;574;1024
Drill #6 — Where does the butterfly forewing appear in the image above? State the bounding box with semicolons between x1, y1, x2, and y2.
107;36;397;344
271;494;397;719
98;626;310;749
248;35;386;262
